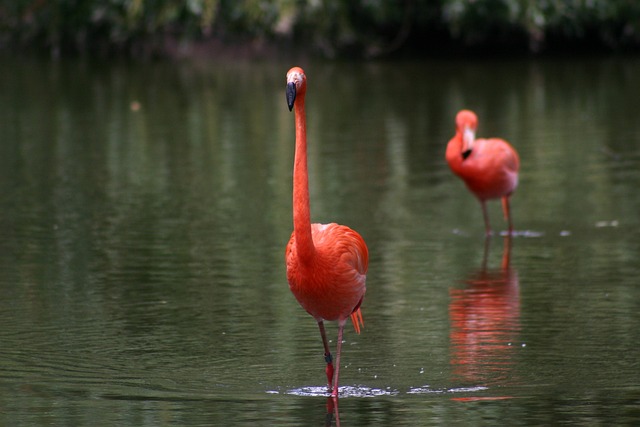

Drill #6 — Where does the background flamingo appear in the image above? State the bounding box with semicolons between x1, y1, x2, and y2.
284;67;369;398
446;110;520;235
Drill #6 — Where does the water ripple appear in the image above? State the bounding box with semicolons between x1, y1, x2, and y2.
276;385;399;397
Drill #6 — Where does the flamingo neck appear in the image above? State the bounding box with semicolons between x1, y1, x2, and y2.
293;94;316;262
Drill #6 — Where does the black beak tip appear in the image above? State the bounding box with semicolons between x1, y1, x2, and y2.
286;82;296;111
462;149;472;160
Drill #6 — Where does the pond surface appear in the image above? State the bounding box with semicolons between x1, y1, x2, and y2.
0;55;639;426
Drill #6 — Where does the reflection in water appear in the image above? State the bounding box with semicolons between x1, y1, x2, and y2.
449;237;520;391
325;397;340;427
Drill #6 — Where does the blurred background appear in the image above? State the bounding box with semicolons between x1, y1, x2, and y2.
1;0;639;59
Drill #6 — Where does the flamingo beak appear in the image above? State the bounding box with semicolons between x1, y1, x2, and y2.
286;82;297;111
462;127;475;159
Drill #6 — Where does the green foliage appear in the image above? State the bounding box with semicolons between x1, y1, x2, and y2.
442;0;640;52
0;0;221;56
0;0;638;57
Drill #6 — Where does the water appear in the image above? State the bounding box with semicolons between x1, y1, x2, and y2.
0;55;639;425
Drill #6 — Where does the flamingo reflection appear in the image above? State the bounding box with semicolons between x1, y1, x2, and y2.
325;397;341;427
449;236;520;390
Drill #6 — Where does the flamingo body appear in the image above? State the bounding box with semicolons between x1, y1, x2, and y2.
286;223;367;325
446;110;520;234
284;67;368;397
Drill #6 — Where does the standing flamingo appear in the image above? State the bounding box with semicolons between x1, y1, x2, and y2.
446;110;520;235
284;67;369;398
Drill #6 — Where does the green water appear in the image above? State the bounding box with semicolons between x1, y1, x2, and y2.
0;56;639;425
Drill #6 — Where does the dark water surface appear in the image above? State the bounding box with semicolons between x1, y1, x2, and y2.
0;56;639;425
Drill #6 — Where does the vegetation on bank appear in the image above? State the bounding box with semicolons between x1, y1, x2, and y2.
1;0;639;58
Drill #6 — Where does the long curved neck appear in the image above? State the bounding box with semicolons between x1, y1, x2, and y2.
293;93;316;262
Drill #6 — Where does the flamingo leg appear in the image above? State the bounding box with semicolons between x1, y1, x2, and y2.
331;321;346;398
318;321;334;391
501;196;513;235
480;200;492;236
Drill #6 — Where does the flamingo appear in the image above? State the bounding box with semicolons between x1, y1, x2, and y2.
446;110;520;235
284;67;369;398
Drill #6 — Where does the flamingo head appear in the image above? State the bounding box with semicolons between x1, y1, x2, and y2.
456;110;478;160
286;67;307;111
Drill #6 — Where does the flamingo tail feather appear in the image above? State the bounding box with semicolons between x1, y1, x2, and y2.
350;308;364;334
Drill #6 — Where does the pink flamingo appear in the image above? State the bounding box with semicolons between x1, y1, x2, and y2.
446;110;520;235
284;67;369;398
